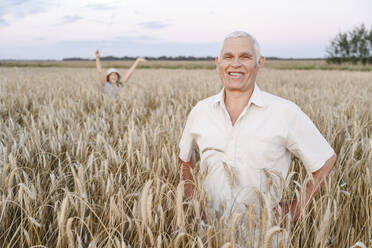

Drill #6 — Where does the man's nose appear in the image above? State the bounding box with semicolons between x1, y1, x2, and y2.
230;58;241;67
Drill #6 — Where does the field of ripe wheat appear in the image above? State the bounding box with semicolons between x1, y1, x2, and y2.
0;66;371;247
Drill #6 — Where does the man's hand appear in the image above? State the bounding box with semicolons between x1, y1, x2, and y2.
95;49;100;58
179;154;196;199
181;161;195;199
274;154;337;225
184;180;194;199
273;199;300;225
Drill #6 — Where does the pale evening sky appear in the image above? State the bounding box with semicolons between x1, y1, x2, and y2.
0;0;371;60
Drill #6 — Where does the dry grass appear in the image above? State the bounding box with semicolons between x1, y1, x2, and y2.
0;67;371;247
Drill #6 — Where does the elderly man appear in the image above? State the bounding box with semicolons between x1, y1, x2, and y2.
179;31;337;223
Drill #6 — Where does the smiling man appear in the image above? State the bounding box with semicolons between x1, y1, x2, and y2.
179;31;337;228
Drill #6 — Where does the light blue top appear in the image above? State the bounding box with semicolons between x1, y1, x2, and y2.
103;81;124;97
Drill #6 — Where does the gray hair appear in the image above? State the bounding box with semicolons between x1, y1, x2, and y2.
220;31;262;63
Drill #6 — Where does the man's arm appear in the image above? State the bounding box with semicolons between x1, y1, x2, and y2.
179;152;196;200
282;153;337;221
95;50;105;87
121;58;147;83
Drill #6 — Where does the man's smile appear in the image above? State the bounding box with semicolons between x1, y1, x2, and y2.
228;71;245;79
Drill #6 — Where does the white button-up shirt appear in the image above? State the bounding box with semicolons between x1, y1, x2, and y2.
179;84;334;216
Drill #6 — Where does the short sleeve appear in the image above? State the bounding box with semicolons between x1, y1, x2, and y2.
286;106;335;172
179;108;197;162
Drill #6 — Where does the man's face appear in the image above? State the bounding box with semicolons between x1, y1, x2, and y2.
216;37;264;93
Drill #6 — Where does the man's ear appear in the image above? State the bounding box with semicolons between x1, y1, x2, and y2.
257;56;265;70
215;56;220;72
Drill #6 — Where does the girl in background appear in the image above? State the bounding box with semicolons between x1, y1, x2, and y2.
95;49;146;96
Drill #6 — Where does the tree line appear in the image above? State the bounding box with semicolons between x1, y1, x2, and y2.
62;56;313;61
327;24;372;64
63;56;216;61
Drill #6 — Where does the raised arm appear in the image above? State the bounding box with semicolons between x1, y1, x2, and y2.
95;50;105;87
121;57;147;83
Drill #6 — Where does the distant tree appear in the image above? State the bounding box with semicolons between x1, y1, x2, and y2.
62;57;84;61
326;24;372;64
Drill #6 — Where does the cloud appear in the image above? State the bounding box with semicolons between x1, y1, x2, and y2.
0;0;53;25
0;17;7;26
137;21;170;30
113;35;160;42
58;15;83;25
85;3;118;11
1;0;29;7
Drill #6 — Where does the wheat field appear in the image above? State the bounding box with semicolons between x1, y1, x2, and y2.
0;66;371;247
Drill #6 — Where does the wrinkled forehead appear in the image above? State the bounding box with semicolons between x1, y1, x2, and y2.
220;36;255;56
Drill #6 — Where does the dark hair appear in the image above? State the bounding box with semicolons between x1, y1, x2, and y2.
106;72;121;83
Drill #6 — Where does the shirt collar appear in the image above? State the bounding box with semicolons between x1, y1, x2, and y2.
213;83;266;108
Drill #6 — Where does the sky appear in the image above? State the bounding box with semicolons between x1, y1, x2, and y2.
0;0;371;60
